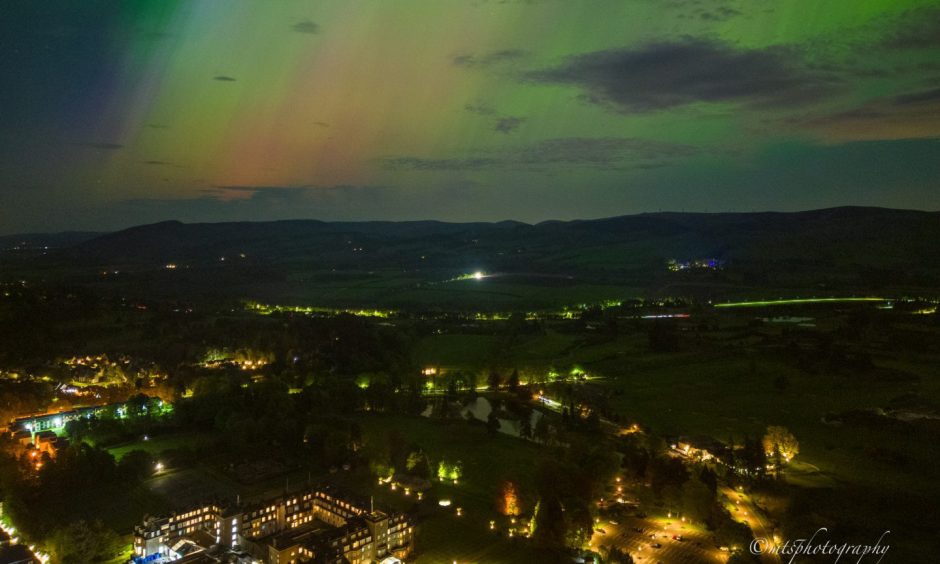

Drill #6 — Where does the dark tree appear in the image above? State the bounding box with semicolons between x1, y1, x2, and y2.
507;368;520;391
486;409;501;436
487;369;501;391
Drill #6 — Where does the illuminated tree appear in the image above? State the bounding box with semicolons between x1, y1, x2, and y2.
48;520;123;564
607;547;635;564
498;480;522;516
437;459;463;482
532;496;566;548
762;426;799;464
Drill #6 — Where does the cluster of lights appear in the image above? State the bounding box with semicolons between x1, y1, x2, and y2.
0;506;50;563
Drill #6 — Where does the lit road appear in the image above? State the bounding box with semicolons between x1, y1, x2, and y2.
720;487;780;564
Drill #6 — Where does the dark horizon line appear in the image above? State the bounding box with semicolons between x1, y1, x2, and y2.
2;204;939;239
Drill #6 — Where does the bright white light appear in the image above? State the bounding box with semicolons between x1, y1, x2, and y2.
155;462;164;472
438;499;452;507
473;271;483;280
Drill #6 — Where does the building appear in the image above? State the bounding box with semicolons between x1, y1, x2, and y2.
134;486;413;564
670;435;728;462
10;404;112;433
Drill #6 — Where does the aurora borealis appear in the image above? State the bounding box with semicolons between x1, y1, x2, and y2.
2;0;939;233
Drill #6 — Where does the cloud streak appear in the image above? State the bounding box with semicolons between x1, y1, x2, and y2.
384;137;700;171
795;87;940;143
494;116;526;134
453;49;529;68
291;20;319;34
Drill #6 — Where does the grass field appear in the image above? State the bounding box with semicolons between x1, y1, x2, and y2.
352;413;546;563
248;269;643;311
411;311;940;561
107;431;212;461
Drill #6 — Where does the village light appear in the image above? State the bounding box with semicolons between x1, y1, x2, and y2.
155;462;164;472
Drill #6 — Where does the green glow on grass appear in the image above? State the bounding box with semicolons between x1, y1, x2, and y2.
714;297;885;308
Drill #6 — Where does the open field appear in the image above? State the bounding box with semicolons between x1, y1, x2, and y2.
107;431;213;461
352;413;546;563
409;306;940;561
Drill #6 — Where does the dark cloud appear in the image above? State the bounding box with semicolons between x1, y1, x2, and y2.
698;6;741;21
453;49;528;68
894;87;940;106
115;184;445;225
384;137;700;171
882;6;940;50
291;20;319;34
494;116;526;134
528;39;840;113
464;103;497;115
213;75;237;82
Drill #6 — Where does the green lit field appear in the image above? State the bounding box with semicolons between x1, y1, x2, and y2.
351;413;544;563
713;296;886;308
107;431;212;461
244;269;643;312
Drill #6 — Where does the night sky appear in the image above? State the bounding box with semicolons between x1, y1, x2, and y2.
2;1;940;234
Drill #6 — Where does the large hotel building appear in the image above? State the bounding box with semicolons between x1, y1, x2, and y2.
133;486;412;563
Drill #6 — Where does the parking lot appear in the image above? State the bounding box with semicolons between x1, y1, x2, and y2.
591;512;728;564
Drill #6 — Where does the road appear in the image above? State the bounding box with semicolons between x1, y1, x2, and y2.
720;487;781;564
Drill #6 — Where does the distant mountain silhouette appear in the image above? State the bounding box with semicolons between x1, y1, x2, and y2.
5;207;936;303
58;207;938;270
